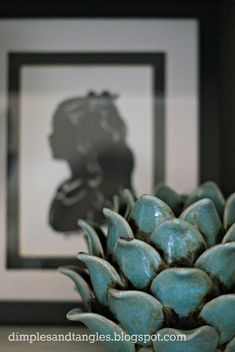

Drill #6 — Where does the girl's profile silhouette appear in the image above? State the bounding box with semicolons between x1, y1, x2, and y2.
48;91;135;232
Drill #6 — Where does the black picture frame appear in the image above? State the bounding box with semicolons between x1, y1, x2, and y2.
7;51;165;270
0;0;233;324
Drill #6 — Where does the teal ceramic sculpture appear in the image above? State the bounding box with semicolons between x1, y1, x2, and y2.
59;181;235;352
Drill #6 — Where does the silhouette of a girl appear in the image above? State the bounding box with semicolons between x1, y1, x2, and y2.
48;91;135;232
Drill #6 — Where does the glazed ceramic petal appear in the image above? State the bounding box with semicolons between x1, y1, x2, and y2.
129;195;174;239
224;193;235;230
112;194;129;217
184;181;225;218
112;194;120;213
195;243;235;290
108;289;164;345
225;336;235;352
114;189;136;218
199;294;235;344
61;181;235;352
77;253;124;305
58;266;94;311
150;219;206;266
67;309;135;352
222;223;235;243
152;326;219;352
103;208;134;256
114;238;163;289
78;220;104;257
154;183;183;216
180;199;223;247
88;222;107;248
123;189;136;219
151;268;213;318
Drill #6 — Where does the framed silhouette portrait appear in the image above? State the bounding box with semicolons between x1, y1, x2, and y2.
7;52;165;269
0;17;199;323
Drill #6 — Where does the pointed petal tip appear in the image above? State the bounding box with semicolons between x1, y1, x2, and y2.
123;188;132;195
78;219;95;236
66;308;83;321
57;266;65;274
103;207;112;216
58;265;78;275
103;207;126;221
78;218;85;226
76;251;88;261
78;219;104;257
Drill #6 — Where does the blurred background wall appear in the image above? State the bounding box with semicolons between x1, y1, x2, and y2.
0;0;234;194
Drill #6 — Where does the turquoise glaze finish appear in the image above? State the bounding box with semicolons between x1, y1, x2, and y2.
225;337;235;352
180;199;223;247
112;189;136;219
150;219;206;266
129;195;174;238
195;243;235;290
108;289;164;346
113;238;163;289
152;326;219;352
151;268;213;318
60;182;235;352
67;309;135;352
78;220;104;257
184;181;225;218
199;294;235;345
58;266;93;311
154;183;183;216
103;208;134;256
122;189;136;218
77;253;124;305
222;223;235;243
224;193;235;230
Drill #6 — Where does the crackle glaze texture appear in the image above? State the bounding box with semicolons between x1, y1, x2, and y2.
59;182;235;352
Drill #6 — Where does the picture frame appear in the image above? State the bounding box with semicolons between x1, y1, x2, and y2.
0;1;223;324
7;51;165;269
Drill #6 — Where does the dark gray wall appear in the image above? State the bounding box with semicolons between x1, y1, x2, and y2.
219;1;235;195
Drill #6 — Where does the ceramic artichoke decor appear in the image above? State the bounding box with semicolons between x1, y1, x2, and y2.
59;181;235;352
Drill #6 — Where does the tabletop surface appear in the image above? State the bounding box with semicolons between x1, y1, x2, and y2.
0;326;109;352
